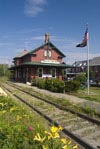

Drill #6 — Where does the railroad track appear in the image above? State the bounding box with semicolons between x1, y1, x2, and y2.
1;81;100;149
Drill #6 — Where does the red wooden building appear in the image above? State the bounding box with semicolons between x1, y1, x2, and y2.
10;33;71;83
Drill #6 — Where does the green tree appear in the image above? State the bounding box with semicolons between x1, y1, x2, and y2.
74;73;87;83
0;65;4;76
0;64;10;78
65;80;80;92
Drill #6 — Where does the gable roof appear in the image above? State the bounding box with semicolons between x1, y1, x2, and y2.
14;42;66;59
29;42;66;57
89;57;100;66
14;50;29;59
72;56;100;67
72;60;87;67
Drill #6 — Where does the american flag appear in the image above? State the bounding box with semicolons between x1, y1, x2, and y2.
76;28;88;47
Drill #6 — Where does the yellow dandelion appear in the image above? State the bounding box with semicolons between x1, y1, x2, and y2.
73;145;78;149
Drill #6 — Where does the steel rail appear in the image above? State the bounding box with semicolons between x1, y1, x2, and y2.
6;81;100;125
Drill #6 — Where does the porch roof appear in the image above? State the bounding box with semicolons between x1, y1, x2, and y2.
10;62;72;69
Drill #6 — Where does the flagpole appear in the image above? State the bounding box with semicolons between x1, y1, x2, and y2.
87;26;90;95
76;24;89;94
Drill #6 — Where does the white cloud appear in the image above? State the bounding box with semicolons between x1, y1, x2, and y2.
24;0;47;17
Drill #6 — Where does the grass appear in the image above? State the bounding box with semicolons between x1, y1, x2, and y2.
0;96;47;148
0;95;77;149
72;87;100;102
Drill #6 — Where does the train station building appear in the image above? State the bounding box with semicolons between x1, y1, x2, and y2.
10;33;71;83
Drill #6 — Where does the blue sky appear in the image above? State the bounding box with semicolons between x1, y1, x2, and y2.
0;0;100;64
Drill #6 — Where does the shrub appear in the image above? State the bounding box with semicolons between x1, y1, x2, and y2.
45;79;65;93
31;78;65;93
65;80;80;92
51;79;65;93
45;79;53;91
74;73;87;84
36;78;45;89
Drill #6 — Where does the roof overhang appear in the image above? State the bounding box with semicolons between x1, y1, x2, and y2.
9;62;72;69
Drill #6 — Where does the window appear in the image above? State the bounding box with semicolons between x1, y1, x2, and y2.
44;50;51;57
52;68;56;78
48;50;51;57
38;68;43;77
44;50;47;56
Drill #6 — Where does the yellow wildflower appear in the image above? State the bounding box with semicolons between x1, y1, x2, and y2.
53;132;60;138
2;110;6;114
58;125;63;131
0;103;4;107
73;145;78;149
48;134;52;140
44;130;48;134
45;131;51;135
34;133;45;142
10;107;16;112
68;140;72;145
16;115;21;121
42;145;47;149
23;114;27;117
45;131;52;139
61;138;67;144
50;126;58;133
62;145;68;149
23;114;29;118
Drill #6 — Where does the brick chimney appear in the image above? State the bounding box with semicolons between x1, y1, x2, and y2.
45;33;50;43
